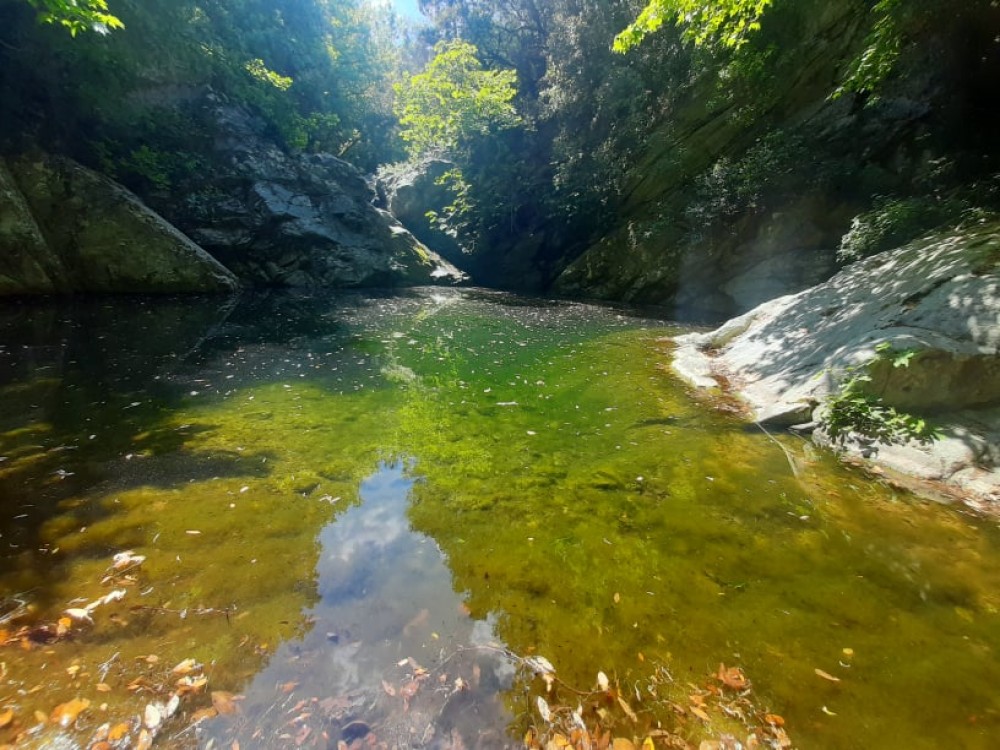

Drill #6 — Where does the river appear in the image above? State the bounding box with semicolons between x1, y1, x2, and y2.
0;288;997;749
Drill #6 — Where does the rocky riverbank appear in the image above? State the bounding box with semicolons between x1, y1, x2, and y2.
670;223;1000;512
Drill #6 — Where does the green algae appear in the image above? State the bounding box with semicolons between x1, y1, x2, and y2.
0;290;998;749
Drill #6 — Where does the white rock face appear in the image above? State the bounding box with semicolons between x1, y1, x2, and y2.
671;224;1000;509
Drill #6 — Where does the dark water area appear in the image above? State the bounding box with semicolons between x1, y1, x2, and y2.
0;289;998;750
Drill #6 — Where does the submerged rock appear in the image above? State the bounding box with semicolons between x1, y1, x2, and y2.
158;103;464;288
1;153;238;295
670;223;1000;509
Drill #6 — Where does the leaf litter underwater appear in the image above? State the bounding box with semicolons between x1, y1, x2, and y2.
0;288;998;750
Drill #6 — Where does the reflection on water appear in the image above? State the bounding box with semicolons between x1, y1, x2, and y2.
200;461;515;750
0;289;997;750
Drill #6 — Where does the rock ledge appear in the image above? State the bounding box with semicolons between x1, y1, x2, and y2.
670;224;1000;511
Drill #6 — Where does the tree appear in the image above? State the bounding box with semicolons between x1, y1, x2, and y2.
393;39;520;158
613;0;772;53
24;0;122;35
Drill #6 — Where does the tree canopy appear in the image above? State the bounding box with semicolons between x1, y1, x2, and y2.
393;39;520;158
613;0;773;52
23;0;122;35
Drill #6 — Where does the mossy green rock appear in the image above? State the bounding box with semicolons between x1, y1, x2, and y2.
5;152;238;294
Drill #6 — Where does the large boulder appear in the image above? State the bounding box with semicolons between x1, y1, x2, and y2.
378;158;468;268
158;103;463;288
670;223;1000;509
0;159;67;294
2;153;238;295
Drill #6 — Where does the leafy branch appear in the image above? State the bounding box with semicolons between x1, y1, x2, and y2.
613;0;773;53
820;343;939;447
24;0;123;36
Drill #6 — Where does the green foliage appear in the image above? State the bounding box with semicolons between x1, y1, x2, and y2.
1;0;409;183
24;0;122;35
684;130;807;234
425;168;474;242
613;0;773;53
393;40;521;158
833;0;901;98
821;343;938;447
838;195;968;264
244;58;293;91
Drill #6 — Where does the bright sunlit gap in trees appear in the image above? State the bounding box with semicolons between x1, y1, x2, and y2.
390;0;424;22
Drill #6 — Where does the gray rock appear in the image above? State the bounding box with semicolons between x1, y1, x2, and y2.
160;103;464;288
4;153;238;295
378;158;468;267
0;158;67;294
670;223;1000;508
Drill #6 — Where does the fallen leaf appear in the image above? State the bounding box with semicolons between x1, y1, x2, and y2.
399;681;420;701
144;703;162;730
612;739;635;750
617;695;638;723
772;727;793;748
66;665;82;679
716;663;748;690
536;696;552;723
842;648;854;657
212;691;239;715
51;697;91;728
113;551;146;570
64;608;93;624
96;683;112;693
144;655;159;665
294;724;312;746
136;729;153;750
0;708;13;728
91;725;111;745
279;681;299;694
641;737;655;750
381;680;396;697
821;705;838;716
172;658;200;675
87;590;126;611
190;707;218;724
613;593;621;604
176;675;208;695
764;714;785;727
814;668;841;683
597;671;610;691
690;705;710;722
108;722;131;741
34;709;48;724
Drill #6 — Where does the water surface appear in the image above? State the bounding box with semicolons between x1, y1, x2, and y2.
0;289;997;749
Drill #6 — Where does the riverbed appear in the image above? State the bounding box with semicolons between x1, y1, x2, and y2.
0;289;997;749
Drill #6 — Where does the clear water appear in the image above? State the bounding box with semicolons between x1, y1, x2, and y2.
0;289;998;749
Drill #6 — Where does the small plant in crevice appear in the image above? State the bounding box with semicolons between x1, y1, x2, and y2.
820;343;939;448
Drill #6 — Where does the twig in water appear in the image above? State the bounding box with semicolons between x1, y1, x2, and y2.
754;421;800;478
